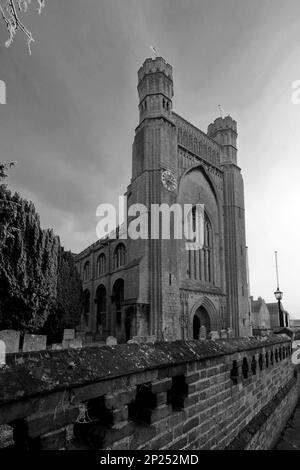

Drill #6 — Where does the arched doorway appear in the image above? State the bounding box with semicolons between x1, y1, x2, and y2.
95;285;107;332
193;306;211;339
193;315;200;339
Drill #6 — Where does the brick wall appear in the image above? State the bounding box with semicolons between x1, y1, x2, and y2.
0;336;296;450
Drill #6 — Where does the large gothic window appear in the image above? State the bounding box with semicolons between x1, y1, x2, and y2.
113;244;126;269
204;216;213;283
96;253;106;276
187;210;214;284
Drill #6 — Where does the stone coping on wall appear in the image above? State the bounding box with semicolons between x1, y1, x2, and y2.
0;335;290;406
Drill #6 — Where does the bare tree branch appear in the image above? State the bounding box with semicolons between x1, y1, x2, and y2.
0;0;46;54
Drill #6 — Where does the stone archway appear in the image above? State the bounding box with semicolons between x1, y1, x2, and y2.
190;297;220;339
193;306;211;339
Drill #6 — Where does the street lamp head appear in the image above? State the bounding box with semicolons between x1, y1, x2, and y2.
274;288;283;301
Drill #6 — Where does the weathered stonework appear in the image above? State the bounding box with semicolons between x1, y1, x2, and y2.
75;56;251;343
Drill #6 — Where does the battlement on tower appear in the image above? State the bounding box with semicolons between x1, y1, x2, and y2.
138;57;173;83
208;115;237;138
137;57;174;123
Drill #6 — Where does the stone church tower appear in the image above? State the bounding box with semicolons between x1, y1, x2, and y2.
76;57;251;342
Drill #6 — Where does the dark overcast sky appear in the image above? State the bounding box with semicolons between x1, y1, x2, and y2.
1;0;300;315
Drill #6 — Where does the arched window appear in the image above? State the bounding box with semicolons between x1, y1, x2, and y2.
204;215;213;283
96;284;107;328
83;261;90;281
96;253;106;276
113;244;126;269
187;210;214;284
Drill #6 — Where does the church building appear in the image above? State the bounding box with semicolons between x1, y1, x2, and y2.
75;56;252;343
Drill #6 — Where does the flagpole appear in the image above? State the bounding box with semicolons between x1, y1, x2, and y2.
150;46;158;57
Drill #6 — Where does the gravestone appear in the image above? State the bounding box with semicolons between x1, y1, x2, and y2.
199;326;207;340
227;328;234;338
63;329;75;341
106;336;117;346
210;331;220;341
51;344;63;351
23;334;47;352
0;330;20;354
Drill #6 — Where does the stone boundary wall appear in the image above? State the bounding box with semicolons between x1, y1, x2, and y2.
0;336;296;450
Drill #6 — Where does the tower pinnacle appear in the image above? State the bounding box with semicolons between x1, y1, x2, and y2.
207;115;238;165
137;57;174;124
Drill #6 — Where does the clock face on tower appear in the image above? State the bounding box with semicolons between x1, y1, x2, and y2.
161;170;177;192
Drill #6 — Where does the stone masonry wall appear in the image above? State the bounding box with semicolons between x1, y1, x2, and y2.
0;336;296;450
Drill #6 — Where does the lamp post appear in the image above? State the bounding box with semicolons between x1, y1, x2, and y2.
274;251;284;328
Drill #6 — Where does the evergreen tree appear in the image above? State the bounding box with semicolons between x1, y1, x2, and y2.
42;249;83;343
0;162;83;335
